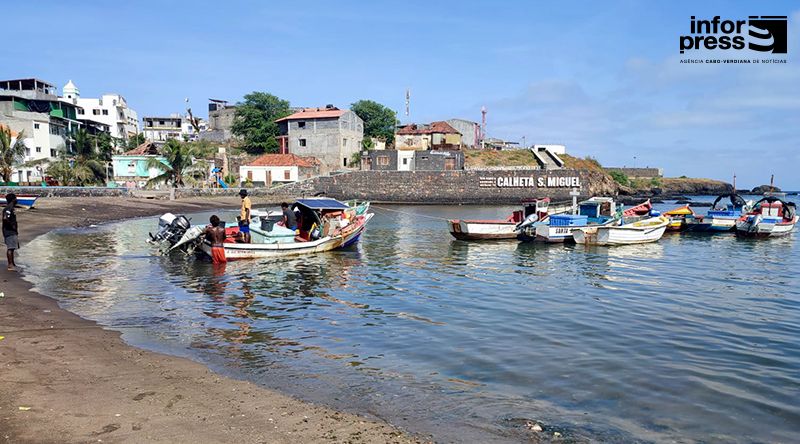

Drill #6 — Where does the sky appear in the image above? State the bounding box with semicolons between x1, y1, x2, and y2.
5;0;799;188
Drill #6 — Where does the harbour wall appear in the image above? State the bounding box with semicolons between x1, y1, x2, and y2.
1;169;618;204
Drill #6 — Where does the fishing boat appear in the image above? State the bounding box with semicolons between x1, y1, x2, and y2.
151;198;374;260
735;196;797;238
573;216;670;246
448;198;570;240
519;197;644;243
0;194;39;209
685;193;751;232
663;205;695;231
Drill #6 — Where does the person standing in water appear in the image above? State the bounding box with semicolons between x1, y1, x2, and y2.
3;193;19;271
238;189;252;243
204;215;227;264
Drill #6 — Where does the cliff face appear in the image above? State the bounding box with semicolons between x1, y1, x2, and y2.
619;178;733;196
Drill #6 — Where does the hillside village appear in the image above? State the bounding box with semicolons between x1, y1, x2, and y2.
0;76;709;195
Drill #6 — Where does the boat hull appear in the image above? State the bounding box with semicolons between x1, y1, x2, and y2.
574;217;669;246
202;214;373;259
735;216;797;238
448;220;518;240
0;194;39;209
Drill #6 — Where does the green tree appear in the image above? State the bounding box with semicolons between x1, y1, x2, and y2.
126;133;146;150
609;171;629;187
0;127;26;183
145;139;207;188
231;92;291;154
350;100;398;145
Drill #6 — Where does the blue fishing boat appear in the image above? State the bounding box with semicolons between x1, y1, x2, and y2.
685;193;751;233
0;194;39;209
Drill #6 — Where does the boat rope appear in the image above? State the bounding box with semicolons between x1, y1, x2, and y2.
370;205;451;221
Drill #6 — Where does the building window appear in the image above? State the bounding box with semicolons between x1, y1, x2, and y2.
284;169;291;180
35;146;41;153
343;157;348;167
402;158;408;165
342;138;347;147
377;156;389;166
34;123;40;129
25;148;30;156
50;149;56;157
77;108;84;115
102;109;109;115
159;121;165;125
299;139;306;147
297;121;306;128
93;109;101;115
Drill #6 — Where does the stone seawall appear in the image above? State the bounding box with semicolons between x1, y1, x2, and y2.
1;169;618;204
277;169;617;204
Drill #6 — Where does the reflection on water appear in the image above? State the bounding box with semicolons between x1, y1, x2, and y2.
20;202;800;443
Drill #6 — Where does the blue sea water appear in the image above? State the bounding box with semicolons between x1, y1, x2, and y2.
20;196;800;442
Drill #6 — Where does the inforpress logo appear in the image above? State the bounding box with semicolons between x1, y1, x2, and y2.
679;15;788;54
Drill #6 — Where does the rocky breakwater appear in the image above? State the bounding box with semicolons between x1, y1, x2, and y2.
619;178;732;199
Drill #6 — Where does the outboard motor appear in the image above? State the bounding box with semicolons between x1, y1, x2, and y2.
149;213;192;249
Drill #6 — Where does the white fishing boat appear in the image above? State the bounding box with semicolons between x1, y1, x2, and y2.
573;216;669;246
151;198;374;260
448;198;569;240
735;197;797;238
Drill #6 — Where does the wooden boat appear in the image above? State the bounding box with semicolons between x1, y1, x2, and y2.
663;205;695;231
448;198;569;240
167;198;374;260
0;194;39;209
735;196;797;238
685;193;750;232
521;197;620;242
573;216;670;246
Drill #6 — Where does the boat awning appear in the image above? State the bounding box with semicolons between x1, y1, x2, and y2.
294;198;350;211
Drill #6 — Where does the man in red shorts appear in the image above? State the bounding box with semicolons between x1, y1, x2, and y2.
203;215;227;264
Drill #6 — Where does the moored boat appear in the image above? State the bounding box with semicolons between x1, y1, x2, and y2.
735;196;797;238
448;198;569;240
663;205;695;231
152;198;374;259
0;194;39;209
573;216;670;246
520;197;622;243
685;193;751;233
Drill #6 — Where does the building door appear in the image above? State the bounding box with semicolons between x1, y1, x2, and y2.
266;170;271;186
247;170;253;181
444;158;456;170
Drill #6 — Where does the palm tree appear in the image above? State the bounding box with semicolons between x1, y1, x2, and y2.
146;139;207;188
0;126;27;183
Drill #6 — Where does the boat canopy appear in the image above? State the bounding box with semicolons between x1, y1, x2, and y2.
294;198;350;211
752;196;797;219
712;193;746;210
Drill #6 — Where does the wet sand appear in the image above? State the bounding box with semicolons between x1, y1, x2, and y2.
0;197;425;444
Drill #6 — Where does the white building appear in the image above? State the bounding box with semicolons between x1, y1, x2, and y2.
239;154;319;186
143;115;182;142
61;80;139;147
181;116;208;141
0;78;81;184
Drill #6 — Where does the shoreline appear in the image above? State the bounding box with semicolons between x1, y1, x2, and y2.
1;196;425;443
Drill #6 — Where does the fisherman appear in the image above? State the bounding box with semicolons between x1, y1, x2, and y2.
2;193;19;271
281;202;298;231
238;189;252;243
203;215;227;264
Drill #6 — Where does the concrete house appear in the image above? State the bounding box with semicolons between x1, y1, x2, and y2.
446;118;480;148
63;80;140;147
366;149;463;171
239;153;320;186
143;115;182;142
0;78;83;184
275;105;363;173
395;121;462;151
110;142;167;187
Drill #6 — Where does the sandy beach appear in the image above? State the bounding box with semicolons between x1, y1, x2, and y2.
0;196;424;444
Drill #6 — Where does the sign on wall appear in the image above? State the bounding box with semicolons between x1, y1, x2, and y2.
479;176;581;188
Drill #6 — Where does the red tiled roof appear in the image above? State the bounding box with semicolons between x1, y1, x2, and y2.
122;142;159;155
396;121;460;135
275;107;347;122
247;153;318;168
